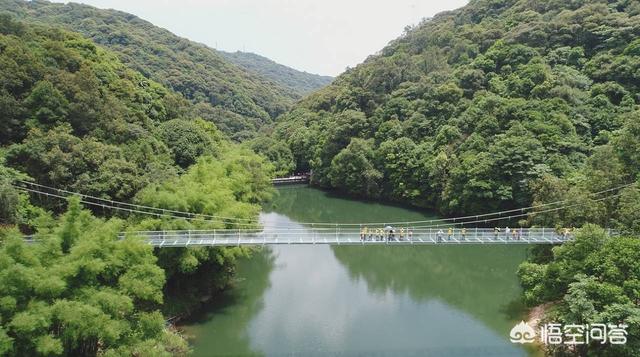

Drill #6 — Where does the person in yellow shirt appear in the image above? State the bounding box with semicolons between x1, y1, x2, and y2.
461;227;467;241
448;227;453;241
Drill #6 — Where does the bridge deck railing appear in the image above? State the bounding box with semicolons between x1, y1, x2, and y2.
115;227;610;247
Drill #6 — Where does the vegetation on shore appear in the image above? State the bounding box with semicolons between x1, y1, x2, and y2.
0;14;274;355
0;198;189;356
518;225;640;356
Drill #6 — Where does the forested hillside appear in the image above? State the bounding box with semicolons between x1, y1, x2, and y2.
219;50;333;95
271;0;640;227
0;0;299;140
0;14;274;355
0;13;190;203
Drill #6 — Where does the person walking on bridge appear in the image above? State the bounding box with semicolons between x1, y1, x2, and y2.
461;227;466;241
384;226;394;241
448;227;453;241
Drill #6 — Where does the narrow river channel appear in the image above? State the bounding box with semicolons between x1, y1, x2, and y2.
181;185;539;356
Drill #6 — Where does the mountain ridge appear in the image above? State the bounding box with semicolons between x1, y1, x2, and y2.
218;50;333;95
0;0;333;139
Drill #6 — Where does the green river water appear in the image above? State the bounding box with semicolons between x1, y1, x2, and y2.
181;185;538;356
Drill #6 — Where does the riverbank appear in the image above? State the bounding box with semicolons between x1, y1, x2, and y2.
525;301;557;356
161;246;259;323
526;303;551;331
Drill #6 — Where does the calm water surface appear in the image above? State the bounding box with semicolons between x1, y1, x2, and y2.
181;186;537;356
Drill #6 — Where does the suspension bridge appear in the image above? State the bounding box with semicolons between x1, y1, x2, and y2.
116;227;616;247
10;180;629;248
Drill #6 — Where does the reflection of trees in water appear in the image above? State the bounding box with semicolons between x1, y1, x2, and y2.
264;186;437;224
181;248;276;357
332;245;528;335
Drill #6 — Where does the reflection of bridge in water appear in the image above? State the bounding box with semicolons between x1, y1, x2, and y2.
119;228;616;248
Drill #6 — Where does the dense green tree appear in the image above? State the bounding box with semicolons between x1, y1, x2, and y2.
6;125;150;205
612;184;640;235
613;111;640;177
328;138;381;197
24;80;69;125
0;19;201;208
247;136;295;177
133;152;273;315
157;119;219;169
0;198;190;356
0;162;22;226
376;137;419;200
518;225;640;356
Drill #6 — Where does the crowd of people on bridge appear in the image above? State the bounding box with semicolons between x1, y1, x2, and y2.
358;226;576;242
359;226;413;242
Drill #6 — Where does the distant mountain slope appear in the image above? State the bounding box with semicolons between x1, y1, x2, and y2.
0;0;297;139
219;50;333;95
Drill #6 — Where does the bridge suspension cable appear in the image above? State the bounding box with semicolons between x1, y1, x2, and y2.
15;180;261;222
339;182;634;226
12;184;259;227
12;180;635;228
405;191;625;229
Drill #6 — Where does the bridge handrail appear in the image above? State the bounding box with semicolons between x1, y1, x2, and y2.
121;227;590;234
21;227;620;248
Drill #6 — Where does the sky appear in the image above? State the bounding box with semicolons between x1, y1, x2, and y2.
54;0;469;76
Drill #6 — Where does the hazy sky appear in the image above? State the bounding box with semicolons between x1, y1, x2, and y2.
54;0;469;76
